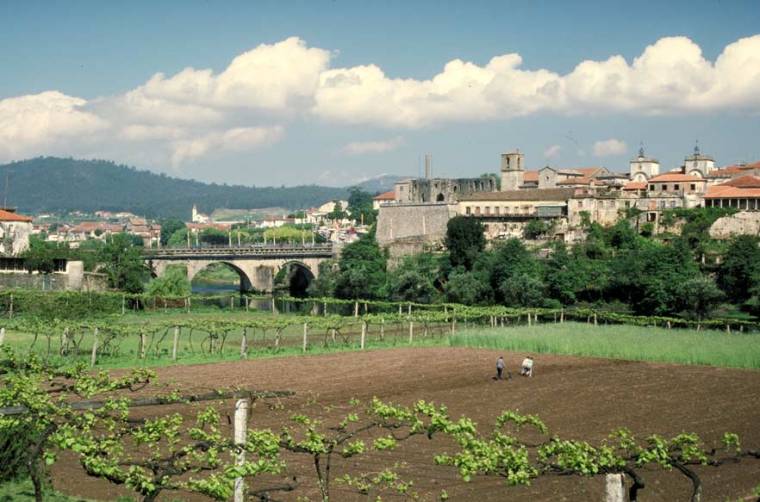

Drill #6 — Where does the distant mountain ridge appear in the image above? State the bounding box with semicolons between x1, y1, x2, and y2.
0;157;402;219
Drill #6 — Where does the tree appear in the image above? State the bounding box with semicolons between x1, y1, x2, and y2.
445;216;485;271
347;187;377;225
199;228;228;246
444;268;490;305
21;236;65;274
98;233;150;293
717;235;760;303
678;276;724;320
327;201;347;222
477;239;542;305
334;235;387;299
523;220;552;240
159;218;186;246
145;265;191;297
307;260;339;298
499;273;546;307
385;253;441;304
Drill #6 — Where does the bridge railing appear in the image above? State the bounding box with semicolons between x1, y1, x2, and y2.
143;243;334;257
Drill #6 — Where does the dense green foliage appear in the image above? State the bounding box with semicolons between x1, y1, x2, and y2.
1;157;354;217
145;265;191;297
445;216;485;271
312;210;755;320
97;234;150;294
346;187;378;225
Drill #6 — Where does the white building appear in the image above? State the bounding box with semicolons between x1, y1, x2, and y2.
0;209;33;255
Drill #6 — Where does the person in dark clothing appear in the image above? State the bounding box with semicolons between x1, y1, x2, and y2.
496;356;505;380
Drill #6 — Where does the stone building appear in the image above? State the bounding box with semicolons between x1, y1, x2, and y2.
394;176;497;204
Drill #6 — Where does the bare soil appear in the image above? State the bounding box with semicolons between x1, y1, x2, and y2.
50;347;760;501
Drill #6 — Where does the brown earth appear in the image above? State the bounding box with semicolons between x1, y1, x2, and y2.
50;347;760;501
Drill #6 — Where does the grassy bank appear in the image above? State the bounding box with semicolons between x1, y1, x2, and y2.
450;322;760;369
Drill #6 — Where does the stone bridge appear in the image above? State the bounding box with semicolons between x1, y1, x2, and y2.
143;244;335;293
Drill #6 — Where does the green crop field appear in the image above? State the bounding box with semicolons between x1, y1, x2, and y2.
451;322;760;369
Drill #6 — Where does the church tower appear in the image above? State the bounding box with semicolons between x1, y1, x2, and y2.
500;150;525;191
629;144;660;182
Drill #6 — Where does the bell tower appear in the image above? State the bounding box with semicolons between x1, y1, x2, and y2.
500;150;525;191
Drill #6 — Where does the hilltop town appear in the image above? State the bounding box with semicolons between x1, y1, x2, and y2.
375;145;760;257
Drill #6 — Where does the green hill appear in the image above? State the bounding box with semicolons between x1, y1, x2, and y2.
0;157;356;218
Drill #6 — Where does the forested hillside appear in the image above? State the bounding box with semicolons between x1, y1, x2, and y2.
0;157;389;218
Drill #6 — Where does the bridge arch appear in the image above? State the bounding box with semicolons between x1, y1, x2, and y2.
275;260;315;298
188;261;253;293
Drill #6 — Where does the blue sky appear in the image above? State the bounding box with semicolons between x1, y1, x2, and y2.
1;0;759;186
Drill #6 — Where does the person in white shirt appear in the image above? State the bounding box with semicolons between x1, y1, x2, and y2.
520;356;534;377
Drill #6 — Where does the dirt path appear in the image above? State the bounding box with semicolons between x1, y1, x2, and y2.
51;347;760;501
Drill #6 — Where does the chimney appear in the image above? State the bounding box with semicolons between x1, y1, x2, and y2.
424;154;432;179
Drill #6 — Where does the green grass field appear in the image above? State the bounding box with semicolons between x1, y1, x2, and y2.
451;322;760;369
4;315;760;370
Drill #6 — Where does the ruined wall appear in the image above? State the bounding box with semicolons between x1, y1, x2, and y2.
710;211;760;239
376;204;457;246
376;203;457;264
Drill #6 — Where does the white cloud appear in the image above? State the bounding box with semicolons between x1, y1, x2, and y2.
593;138;627;157
340;136;404;156
0;91;108;161
314;34;760;127
170;126;284;167
543;144;561;159
2;34;760;170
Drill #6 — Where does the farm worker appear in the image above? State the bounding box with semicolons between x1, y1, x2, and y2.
520;356;534;377
496;356;505;380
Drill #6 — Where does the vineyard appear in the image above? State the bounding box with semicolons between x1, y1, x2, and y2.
1;289;760;501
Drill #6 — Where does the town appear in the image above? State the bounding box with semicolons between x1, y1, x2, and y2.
2;3;760;502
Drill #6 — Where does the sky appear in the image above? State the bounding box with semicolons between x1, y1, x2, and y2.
1;0;760;187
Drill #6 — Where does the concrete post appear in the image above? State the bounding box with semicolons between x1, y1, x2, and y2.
604;473;625;502
360;321;366;350
0;327;5;346
240;328;248;358
302;323;308;352
90;328;98;367
233;398;250;502
172;326;180;361
408;321;414;343
380;318;384;340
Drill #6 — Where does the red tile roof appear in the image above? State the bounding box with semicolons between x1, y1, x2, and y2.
0;209;32;222
623;182;647;190
648;173;705;183
373;190;395;201
523;171;539;182
705;186;760;199
723;175;760;188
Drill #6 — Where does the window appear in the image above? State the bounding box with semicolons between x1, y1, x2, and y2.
648;184;654;191
690;184;696;191
495;207;500;215
661;184;667;191
625;201;631;208
465;206;471;215
485;206;490;215
475;206;481;215
674;184;680;191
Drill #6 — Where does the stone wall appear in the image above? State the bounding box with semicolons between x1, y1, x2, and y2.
0;261;107;291
376;203;457;265
376;203;457;246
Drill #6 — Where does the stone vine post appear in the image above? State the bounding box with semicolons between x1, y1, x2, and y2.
172;326;180;361
233;398;250;502
604;473;625;502
90;327;99;367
